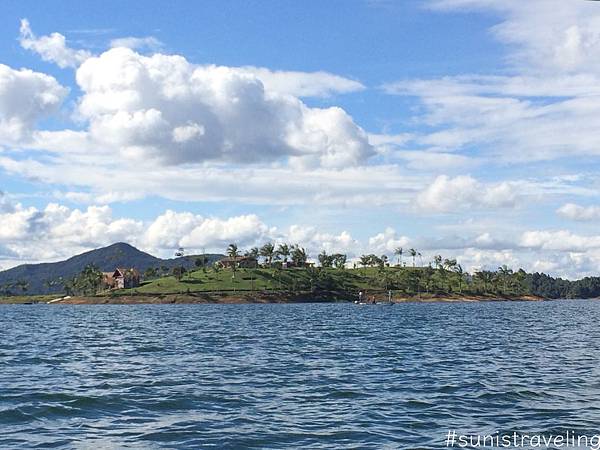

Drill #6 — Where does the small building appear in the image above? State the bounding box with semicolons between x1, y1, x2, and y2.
102;268;141;290
218;256;258;269
281;261;315;269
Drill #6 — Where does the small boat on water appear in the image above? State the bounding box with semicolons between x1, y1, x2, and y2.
354;290;394;305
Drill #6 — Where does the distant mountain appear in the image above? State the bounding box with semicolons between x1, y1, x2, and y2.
0;243;223;295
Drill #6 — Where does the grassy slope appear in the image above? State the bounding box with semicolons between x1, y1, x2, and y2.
117;267;370;295
1;267;534;302
111;266;497;297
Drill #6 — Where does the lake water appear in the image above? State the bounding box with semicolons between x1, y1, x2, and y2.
1;300;600;449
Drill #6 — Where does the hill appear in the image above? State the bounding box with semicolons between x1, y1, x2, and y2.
0;243;223;295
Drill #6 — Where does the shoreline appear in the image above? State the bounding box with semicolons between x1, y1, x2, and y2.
1;291;547;305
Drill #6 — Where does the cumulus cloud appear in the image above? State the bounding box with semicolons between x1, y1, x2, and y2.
72;47;373;168
416;175;518;213
19;19;92;68
286;225;358;254
3;191;600;279
368;228;410;254
520;230;600;253
0;64;67;142
557;203;600;221
0;197;360;268
143;210;272;251
0;199;142;262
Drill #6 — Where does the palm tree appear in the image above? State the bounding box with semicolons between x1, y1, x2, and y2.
276;243;291;263
291;245;308;267
498;265;513;294
453;264;464;294
394;247;403;266
475;270;495;294
318;251;333;268
409;248;417;267
227;243;239;258
443;258;457;271
260;242;275;266
381;254;389;267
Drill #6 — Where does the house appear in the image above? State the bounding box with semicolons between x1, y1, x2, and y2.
102;268;141;290
218;256;258;269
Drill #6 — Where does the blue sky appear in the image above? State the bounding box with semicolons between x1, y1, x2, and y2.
2;0;600;278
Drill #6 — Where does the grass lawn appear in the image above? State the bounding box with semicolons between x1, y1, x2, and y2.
113;266;425;296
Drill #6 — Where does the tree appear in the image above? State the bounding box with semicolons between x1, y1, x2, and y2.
394;247;403;266
144;267;158;280
475;270;495;294
422;265;435;294
291;245;308;267
381;254;389;267
246;247;260;259
359;255;370;270
498;265;514;294
72;265;103;295
260;243;275;266
368;254;383;268
276;244;291;263
172;266;187;281
318;251;333;268
443;258;457;271
227;243;239;258
332;253;347;269
409;248;417;267
453;264;464;294
212;263;221;279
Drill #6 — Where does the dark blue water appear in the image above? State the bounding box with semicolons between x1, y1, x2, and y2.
1;300;600;449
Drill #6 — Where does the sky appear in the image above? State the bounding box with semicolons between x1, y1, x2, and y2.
2;0;600;278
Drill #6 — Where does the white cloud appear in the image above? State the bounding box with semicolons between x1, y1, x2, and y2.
0;155;421;208
384;76;600;163
0;64;67;142
520;230;600;252
143;210;271;251
110;36;164;52
19;19;92;68
0;200;143;263
368;228;410;254
381;2;600;164
416;175;518;213
285;225;358;256
557;203;600;221
239;66;365;98
430;0;600;74
3;191;600;279
72;47;373;168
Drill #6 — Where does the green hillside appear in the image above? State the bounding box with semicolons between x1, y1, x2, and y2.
112;265;529;298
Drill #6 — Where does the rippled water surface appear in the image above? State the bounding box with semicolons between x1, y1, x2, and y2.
2;300;600;449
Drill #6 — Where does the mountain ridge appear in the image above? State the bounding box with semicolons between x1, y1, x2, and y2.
0;242;223;295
